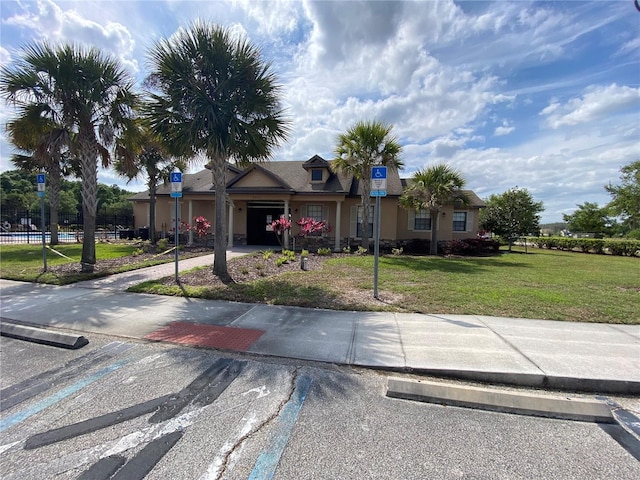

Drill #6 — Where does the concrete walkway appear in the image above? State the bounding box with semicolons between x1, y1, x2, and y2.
1;248;638;394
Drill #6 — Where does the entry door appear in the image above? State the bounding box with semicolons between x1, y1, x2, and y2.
246;207;283;246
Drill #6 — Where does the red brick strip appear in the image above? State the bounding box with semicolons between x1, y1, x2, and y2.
145;322;264;351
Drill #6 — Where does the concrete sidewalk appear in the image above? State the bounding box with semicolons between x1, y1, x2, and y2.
1;249;638;394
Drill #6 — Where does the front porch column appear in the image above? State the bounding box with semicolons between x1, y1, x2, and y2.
284;200;290;249
188;200;193;245
334;200;342;251
228;204;234;247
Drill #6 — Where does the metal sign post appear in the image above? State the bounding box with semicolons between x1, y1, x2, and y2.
371;167;387;299
170;171;183;283
37;173;47;272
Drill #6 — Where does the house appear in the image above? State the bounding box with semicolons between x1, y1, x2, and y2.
129;155;486;251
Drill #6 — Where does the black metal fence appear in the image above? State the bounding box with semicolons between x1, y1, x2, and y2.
0;209;133;244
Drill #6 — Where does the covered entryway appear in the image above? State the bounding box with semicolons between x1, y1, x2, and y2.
246;202;285;246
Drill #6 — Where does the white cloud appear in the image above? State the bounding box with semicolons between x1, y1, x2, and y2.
232;0;301;36
3;0;138;73
541;84;640;128
0;46;11;68
494;121;515;136
1;0;637;224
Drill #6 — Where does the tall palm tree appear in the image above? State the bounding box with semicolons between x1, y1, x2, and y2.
114;117;185;245
400;164;468;255
146;22;290;279
332;120;403;250
1;43;138;272
6;104;71;245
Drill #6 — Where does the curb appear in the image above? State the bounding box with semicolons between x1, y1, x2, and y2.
402;368;640;395
0;320;89;350
386;377;614;423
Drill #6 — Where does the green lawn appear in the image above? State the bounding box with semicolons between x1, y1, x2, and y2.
1;243;162;284
2;243;638;324
368;247;640;323
132;247;640;324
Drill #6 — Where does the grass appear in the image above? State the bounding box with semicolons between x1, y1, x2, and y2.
0;242;173;285
131;247;640;324
2;243;638;324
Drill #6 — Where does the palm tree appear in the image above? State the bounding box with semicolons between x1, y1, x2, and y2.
145;22;290;279
332;120;403;250
1;43;138;272
400;164;468;255
6;104;71;245
114;117;185;245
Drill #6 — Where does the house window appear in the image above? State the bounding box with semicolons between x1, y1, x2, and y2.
414;209;431;231
306;204;323;221
306;205;324;236
357;206;374;238
311;169;323;182
453;211;467;232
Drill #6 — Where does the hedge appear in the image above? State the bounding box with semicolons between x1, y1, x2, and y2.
524;237;640;257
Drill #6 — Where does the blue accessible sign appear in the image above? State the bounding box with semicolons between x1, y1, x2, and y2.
36;173;46;197
371;166;387;196
170;172;182;198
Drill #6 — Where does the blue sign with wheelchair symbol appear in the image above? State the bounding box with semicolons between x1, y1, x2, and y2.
372;166;387;179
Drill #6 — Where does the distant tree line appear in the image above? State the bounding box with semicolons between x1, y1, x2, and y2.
0;169;133;217
562;161;640;239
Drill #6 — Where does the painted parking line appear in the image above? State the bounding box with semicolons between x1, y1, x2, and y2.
1;342;133;411
24;358;245;449
248;375;313;480
0;359;131;433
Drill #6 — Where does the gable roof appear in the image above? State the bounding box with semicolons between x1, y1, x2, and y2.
302;154;330;170
129;155;479;204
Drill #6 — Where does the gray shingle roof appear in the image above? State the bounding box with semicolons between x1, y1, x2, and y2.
129;156;479;205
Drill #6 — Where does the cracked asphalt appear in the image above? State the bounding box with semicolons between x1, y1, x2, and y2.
2;332;639;479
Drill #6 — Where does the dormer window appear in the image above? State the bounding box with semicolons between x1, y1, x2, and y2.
311;169;323;182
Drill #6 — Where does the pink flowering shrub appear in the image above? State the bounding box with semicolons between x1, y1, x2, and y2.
296;217;331;236
271;217;291;248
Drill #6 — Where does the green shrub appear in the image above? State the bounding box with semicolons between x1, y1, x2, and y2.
282;249;296;262
262;249;273;260
526;236;640;257
391;247;403;256
301;249;309;257
355;246;368;255
138;240;153;253
276;256;287;266
342;246;352;254
317;247;332;256
442;238;500;255
157;238;169;251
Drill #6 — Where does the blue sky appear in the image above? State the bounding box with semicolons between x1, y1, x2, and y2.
1;0;638;223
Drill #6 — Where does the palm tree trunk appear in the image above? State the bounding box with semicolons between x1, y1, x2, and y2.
360;167;372;251
148;180;157;245
430;209;439;255
211;157;229;280
79;133;99;273
48;163;61;246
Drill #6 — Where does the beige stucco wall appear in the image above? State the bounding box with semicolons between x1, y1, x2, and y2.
134;194;481;242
